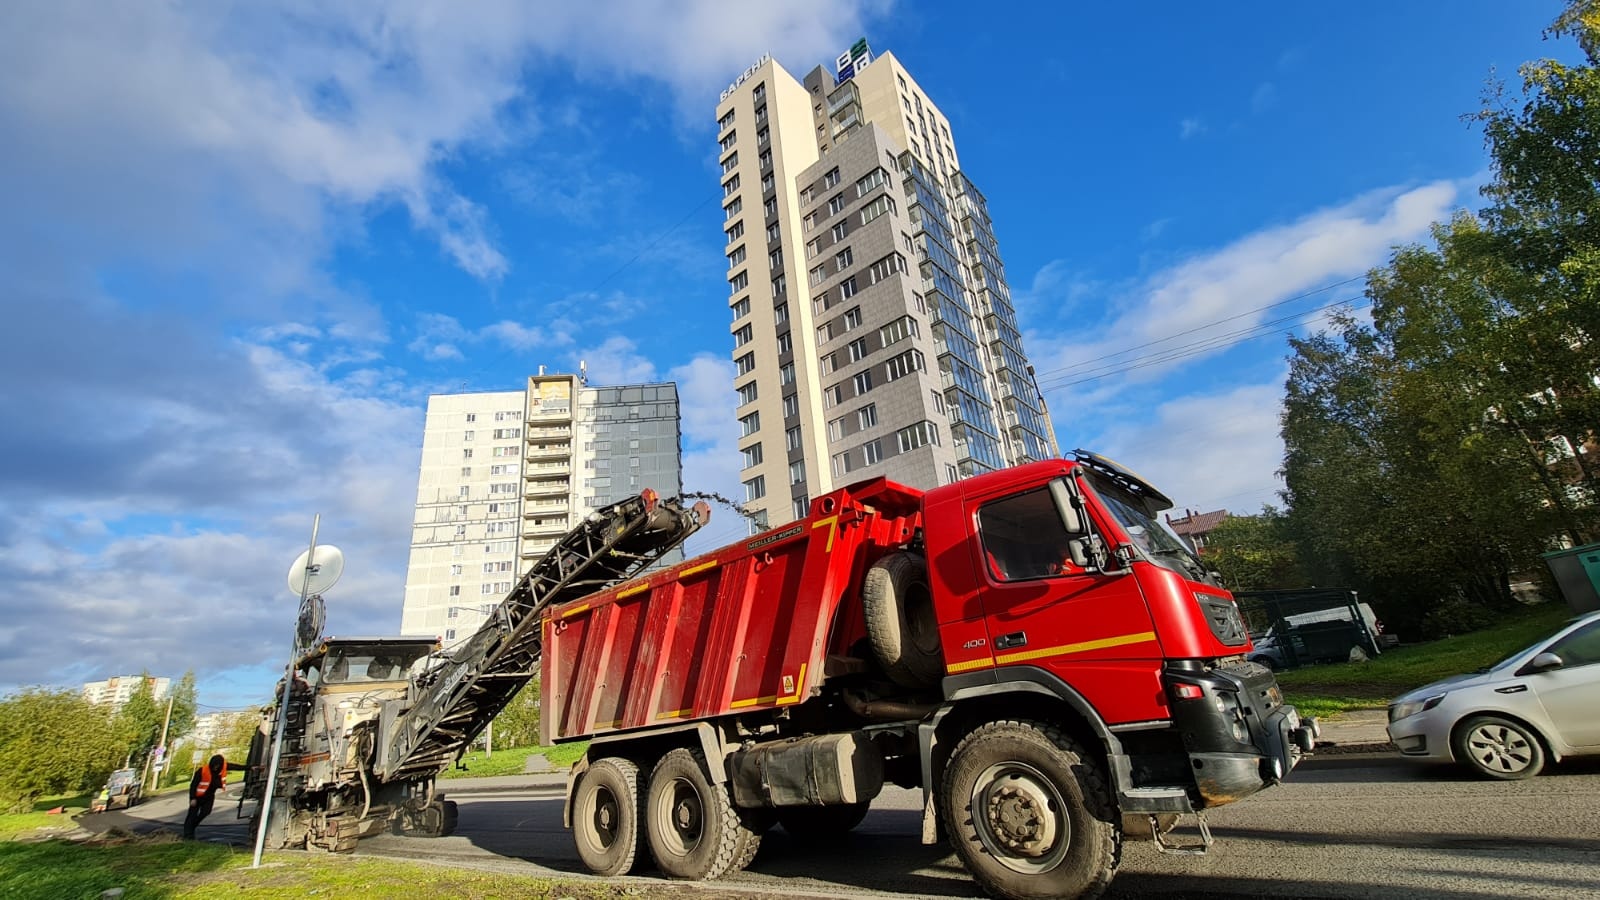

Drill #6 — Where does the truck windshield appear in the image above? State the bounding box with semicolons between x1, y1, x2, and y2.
1086;476;1217;586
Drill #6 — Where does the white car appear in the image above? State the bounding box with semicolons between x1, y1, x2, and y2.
1386;610;1600;779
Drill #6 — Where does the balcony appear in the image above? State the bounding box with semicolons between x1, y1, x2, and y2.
526;443;571;460
523;479;570;499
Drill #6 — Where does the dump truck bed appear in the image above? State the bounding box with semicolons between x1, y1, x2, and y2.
541;477;924;742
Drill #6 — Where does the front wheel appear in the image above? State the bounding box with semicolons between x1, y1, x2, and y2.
1453;716;1546;780
941;720;1119;900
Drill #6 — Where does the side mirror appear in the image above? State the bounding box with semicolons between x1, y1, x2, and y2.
1527;651;1565;672
1049;478;1086;535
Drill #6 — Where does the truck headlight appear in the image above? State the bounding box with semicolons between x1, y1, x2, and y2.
1388;694;1445;722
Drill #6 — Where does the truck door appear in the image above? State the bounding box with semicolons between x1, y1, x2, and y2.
965;480;1163;721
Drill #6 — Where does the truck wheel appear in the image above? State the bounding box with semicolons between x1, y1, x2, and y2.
776;802;870;841
646;748;745;880
941;720;1118;900
862;552;942;688
1453;715;1546;780
573;757;647;876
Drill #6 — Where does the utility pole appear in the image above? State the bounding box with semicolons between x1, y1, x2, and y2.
140;693;175;790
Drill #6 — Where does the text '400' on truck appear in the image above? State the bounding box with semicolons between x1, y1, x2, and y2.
552;451;1316;899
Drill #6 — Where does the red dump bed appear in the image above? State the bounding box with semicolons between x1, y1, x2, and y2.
541;478;925;743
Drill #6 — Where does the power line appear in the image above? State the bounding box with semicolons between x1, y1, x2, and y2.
1031;275;1367;381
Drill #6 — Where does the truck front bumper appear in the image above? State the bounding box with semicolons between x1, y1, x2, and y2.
1165;661;1318;808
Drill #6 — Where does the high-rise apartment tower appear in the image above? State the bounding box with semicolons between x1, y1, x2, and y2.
715;42;1058;529
400;373;683;646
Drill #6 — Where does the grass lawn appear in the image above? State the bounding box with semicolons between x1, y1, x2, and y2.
0;793;92;841
0;834;714;899
440;742;589;779
1277;603;1574;716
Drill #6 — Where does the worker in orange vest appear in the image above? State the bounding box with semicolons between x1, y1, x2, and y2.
182;754;241;839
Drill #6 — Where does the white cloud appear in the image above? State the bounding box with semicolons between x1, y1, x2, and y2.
1028;180;1458;399
1180;117;1206;139
666;354;747;556
572;336;660;386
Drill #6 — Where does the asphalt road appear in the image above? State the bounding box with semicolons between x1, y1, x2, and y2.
95;754;1600;899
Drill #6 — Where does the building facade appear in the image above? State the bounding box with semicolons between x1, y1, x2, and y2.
82;675;170;709
400;373;683;646
715;43;1058;529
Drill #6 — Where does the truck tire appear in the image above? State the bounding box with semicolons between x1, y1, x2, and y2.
941;720;1119;900
862;552;942;688
573;757;647;876
776;801;871;842
646;748;745;880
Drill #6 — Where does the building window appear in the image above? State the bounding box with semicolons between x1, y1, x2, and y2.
757;126;769;146
777;331;792;354
786;425;803;451
772;274;787;298
449;585;461;596
831;450;855;477
736;352;756;375
726;221;744;243
719;109;735;130
831;221;848;242
809;265;827;287
741;443;763;469
793;496;810;519
885;349;925;381
804;211;818;231
790;460;806;485
858;404;878;430
446;628;457;641
767;222;781;242
768;247;783;268
462;448;473;459
824;167;841;188
783;393;799;418
806;238;819;259
727;245;746;267
840;277;859;299
774;302;789;324
737;381;758;406
860;195;896;225
845;307;862;330
761;172;775;193
729;271;748;294
463;430;474;440
863;439;883;465
743;475;766;502
764;197;777;218
834;247;854;270
758;149;772;170
880;315;919;346
731;296;750;320
725;197;742;218
733;324;753;347
829;194;846;215
820;353;836;375
779;361;795;385
721;151;738;174
868;252;907;284
930;389;946;414
461;466;472;477
719;129;736;151
723;174;740;197
740;412;761;436
896;421;940;452
855;167;886;197
853;370;873;395
828;417;844;441
825;384;844;408
848;337;867;363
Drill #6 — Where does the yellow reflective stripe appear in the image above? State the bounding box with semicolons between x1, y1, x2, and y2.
946;656;996;674
559;604;590;619
811;515;839;551
616;582;650;598
655;708;691;720
994;631;1157;666
679;560;719;578
730;694;778;709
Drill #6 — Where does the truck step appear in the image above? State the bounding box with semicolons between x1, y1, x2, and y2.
1119;786;1192;813
1151;811;1212;856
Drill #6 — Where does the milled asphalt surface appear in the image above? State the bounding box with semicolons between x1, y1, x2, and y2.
70;713;1600;899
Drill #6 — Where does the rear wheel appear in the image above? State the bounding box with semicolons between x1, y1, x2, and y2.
572;757;646;876
646;748;746;880
941;720;1119;900
1453;716;1545;780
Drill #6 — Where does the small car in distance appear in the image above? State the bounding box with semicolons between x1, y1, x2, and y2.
1387;609;1600;779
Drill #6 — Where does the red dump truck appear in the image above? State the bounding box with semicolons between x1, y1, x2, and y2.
546;451;1317;899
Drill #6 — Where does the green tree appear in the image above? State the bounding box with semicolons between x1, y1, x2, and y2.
1204;508;1309;592
490;679;542;748
0;689;124;813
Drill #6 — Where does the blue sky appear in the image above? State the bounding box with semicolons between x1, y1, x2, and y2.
0;1;1578;710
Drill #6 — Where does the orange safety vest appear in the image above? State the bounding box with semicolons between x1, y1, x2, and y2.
194;762;228;796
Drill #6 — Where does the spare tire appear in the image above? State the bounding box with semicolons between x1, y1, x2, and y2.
861;552;942;688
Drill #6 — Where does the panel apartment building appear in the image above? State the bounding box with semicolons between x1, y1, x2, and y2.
82;675;171;709
400;372;682;646
715;41;1058;529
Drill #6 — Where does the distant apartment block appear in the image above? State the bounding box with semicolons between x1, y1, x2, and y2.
714;40;1059;529
82;675;171;709
400;372;683;647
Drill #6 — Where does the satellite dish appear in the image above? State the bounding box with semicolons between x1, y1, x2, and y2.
287;545;344;597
